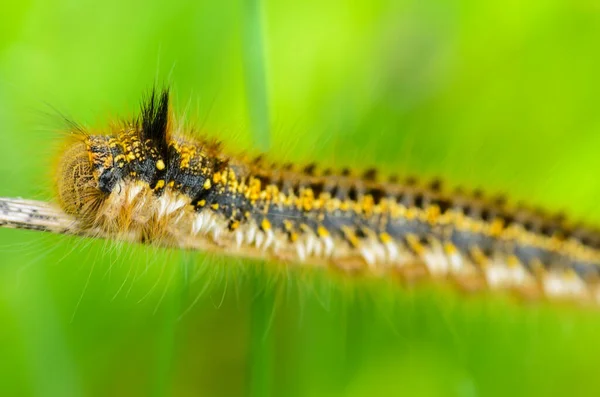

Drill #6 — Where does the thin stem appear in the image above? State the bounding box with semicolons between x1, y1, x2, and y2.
0;198;82;236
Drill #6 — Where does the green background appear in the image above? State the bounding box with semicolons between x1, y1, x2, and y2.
2;0;600;396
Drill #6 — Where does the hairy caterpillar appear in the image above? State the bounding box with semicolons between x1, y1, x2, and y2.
54;87;600;304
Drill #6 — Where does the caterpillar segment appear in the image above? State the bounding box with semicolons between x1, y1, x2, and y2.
55;88;600;304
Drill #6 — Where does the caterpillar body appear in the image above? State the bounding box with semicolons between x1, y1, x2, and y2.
55;88;600;304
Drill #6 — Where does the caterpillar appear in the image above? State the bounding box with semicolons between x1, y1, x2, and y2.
54;87;600;304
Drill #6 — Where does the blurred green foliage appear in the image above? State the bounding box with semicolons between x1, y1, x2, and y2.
2;0;600;396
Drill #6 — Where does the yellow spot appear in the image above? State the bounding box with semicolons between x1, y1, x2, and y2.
261;218;272;231
362;195;375;214
126;153;136;161
211;203;219;210
340;201;350;211
290;232;299;242
154;180;165;190
213;172;222;183
469;247;488;266
247;178;261;201
283;220;293;231
300;189;315;211
180;157;190;168
379;232;392;244
198;199;206;207
230;221;240;230
489;218;504;237
342;226;359;248
507;255;520;268
426;205;440;224
228;169;237;182
406;234;425;255
444;242;457;255
317;226;329;237
203;179;212;190
156;160;165;170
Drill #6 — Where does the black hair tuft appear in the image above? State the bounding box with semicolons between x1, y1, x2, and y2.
140;86;170;158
